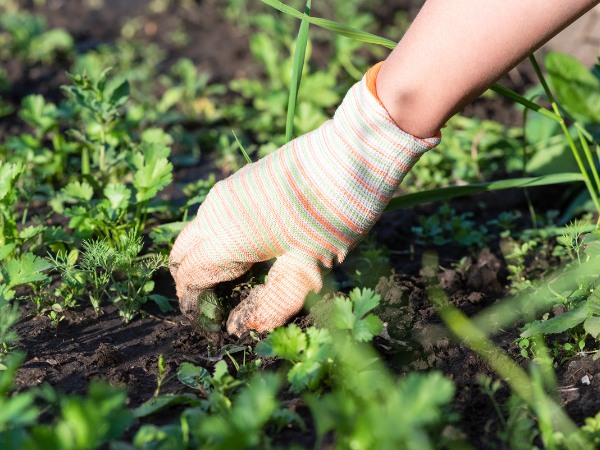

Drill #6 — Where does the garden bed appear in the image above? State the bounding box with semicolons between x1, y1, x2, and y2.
3;1;600;449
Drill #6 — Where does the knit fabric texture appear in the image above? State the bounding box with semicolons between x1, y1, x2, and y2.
170;62;441;332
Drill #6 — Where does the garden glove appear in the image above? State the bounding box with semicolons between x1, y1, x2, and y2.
170;62;441;336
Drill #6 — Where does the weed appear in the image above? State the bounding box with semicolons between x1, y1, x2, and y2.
412;203;490;252
0;11;73;64
154;354;176;397
81;233;169;323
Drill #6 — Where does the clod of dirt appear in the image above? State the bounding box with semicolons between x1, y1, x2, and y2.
374;275;414;341
554;304;568;316
438;269;461;293
466;248;503;293
308;292;343;331
94;343;121;367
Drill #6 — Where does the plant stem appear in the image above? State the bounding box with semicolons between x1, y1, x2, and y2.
522;104;537;229
285;0;311;143
577;129;600;197
0;214;5;248
99;127;106;173
528;54;600;217
140;200;150;235
82;147;90;175
483;383;508;435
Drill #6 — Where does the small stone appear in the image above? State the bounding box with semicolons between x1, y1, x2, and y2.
582;375;591;385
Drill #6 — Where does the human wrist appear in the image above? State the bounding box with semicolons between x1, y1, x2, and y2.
374;59;445;139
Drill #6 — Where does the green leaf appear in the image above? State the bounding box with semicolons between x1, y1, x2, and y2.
148;294;174;313
133;394;197;418
349;287;381;318
141;128;174;145
0;244;16;261
285;0;311;142
546;52;600;123
587;291;600;316
385;173;585;212
0;161;24;203
157;86;184;113
197;290;223;320
44;227;77;245
103;183;131;210
129;143;173;202
353;314;383;342
260;0;396;49
109;80;130;108
62;181;94;203
332;297;354;330
96;67;111;93
177;362;210;390
332;288;383;342
0;253;52;289
521;303;592;338
583;230;600;258
256;324;306;362
18;225;45;241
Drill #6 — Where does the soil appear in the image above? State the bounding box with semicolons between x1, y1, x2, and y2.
3;1;599;449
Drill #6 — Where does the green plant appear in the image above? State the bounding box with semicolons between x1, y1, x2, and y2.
421;249;593;448
332;287;383;342
306;366;457;450
0;290;19;370
502;238;538;293
557;219;588;265
60;68;130;177
0;11;73;64
342;235;391;289
1;253;52;315
257;324;333;393
80;233;169;323
46;249;86;310
412;203;490;252
154;354;176;397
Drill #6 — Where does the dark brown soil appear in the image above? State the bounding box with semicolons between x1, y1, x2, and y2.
4;1;597;449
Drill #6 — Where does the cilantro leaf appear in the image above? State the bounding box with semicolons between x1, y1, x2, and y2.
104;183;131;210
256;324;306;362
129;143;173;202
61;181;94;203
1;253;52;289
0;162;24;202
332;288;383;342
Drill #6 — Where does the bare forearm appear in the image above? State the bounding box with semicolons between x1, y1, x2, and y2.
377;0;600;138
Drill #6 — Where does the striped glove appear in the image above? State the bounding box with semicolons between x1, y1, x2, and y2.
170;62;441;336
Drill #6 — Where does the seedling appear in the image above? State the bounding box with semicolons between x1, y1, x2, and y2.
256;324;334;393
154;354;176;397
81;232;169;323
558;219;588;266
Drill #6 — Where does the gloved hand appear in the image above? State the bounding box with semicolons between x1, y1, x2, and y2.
170;62;441;337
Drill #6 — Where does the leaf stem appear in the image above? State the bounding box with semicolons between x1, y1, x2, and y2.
285;0;311;143
528;54;600;218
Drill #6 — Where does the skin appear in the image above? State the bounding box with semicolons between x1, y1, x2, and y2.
377;0;600;139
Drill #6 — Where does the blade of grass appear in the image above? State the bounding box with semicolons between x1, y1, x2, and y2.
262;0;560;124
522;95;542;229
285;0;311;143
489;84;561;122
384;173;584;211
528;54;600;222
422;250;591;449
260;0;397;49
578;128;600;198
232;130;252;164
